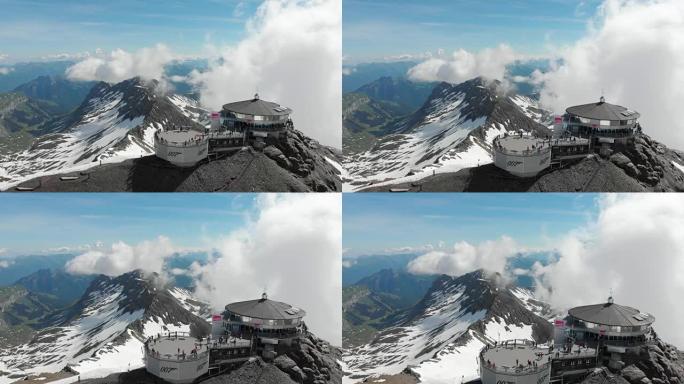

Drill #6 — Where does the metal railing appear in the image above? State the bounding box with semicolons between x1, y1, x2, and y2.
493;136;552;156
209;336;252;349
480;339;552;375
144;332;210;362
154;131;208;148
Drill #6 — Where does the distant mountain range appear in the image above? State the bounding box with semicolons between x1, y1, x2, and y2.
342;253;421;287
0;59;207;94
343;77;435;153
0;254;78;286
14;269;94;307
343;269;436;347
0;61;77;93
354;76;435;111
13;75;96;115
343;61;420;93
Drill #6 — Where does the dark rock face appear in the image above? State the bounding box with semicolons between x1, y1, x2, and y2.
623;365;648;384
610;153;639;178
278;332;342;384
620;135;684;190
262;129;342;192
580;340;684;384
632;340;684;384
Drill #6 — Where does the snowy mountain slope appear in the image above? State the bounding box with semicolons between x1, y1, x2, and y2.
168;286;213;320
0;78;204;190
509;94;554;127
0;271;211;383
343;270;554;383
509;287;559;321
342;77;552;191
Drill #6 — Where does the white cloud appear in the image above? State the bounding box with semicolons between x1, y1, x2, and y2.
65;44;175;83
233;1;247;17
534;0;684;149
170;268;189;276
191;194;342;345
169;75;187;82
382;51;433;62
0;249;11;269
188;0;342;148
0;67;14;75
42;241;105;254
407;236;521;277
407;44;518;84
382;244;434;255
533;194;684;348
65;236;178;277
0;53;8;61
42;52;92;61
60;194;341;345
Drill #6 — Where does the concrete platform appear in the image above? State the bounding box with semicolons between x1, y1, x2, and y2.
157;130;206;145
147;335;207;360
496;135;550;154
482;342;547;371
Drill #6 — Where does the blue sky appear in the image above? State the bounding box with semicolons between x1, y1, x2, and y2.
0;0;258;62
344;0;603;63
343;193;598;257
0;193;258;254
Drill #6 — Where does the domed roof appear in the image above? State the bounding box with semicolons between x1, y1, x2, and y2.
222;94;292;117
566;97;640;121
568;298;654;327
225;294;306;320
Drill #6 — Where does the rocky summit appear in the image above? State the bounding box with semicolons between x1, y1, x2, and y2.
580;339;684;384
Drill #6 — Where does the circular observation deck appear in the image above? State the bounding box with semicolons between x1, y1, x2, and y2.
153;129;208;167
493;134;552;177
144;332;210;384
480;340;551;384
